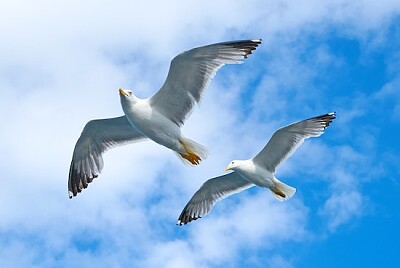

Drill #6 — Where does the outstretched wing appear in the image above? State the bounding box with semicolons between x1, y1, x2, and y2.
252;112;336;173
177;172;254;225
150;39;262;126
68;116;146;198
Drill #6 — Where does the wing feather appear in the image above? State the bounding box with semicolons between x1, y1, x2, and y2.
177;172;254;225
252;112;336;173
68;116;146;198
150;39;262;126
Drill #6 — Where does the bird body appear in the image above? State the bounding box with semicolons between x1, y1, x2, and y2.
225;159;296;201
225;159;294;200
119;89;183;154
225;160;272;188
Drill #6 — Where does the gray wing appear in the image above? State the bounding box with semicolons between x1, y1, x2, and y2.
252;112;336;173
68;116;146;198
149;39;262;126
177;172;254;225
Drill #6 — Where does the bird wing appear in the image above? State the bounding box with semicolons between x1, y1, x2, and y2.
252;112;336;173
177;172;254;225
68;116;146;198
149;39;261;126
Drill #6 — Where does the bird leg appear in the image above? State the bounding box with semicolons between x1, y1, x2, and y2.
273;188;286;198
180;153;201;165
179;140;201;165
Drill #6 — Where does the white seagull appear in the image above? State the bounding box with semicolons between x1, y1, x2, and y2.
68;39;262;198
177;112;336;225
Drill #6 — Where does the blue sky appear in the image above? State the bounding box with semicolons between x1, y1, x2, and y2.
1;0;400;267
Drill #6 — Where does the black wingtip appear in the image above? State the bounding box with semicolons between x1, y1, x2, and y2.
176;213;202;226
318;112;337;128
229;39;262;58
68;168;99;199
68;190;75;199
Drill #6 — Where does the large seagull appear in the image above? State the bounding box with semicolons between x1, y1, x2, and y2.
68;39;262;198
177;112;336;225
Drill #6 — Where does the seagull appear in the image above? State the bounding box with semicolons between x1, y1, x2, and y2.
68;39;262;198
177;112;336;225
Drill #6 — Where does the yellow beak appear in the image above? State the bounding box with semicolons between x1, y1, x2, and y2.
119;88;129;97
224;166;231;171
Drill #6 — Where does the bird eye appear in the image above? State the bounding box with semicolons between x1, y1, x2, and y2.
231;161;234;164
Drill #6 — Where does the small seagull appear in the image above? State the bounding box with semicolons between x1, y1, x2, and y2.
68;39;262;198
177;112;336;225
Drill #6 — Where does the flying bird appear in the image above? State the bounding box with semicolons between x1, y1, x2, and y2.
177;112;336;225
68;39;262;198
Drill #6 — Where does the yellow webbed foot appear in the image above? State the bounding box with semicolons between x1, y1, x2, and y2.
274;188;287;198
179;140;202;165
180;153;201;165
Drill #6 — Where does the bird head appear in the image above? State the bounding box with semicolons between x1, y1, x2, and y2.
119;88;132;97
119;88;138;103
225;160;240;171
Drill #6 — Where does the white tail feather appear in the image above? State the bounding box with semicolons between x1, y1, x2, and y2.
270;179;296;201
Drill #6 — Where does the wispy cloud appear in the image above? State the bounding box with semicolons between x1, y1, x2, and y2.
320;189;363;231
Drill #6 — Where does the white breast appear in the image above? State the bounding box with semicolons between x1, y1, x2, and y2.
122;100;182;150
237;160;275;188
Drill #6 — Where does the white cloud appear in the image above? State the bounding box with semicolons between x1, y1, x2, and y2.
320;190;363;231
268;255;294;268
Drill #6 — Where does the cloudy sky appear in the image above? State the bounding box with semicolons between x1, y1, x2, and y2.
1;0;400;267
